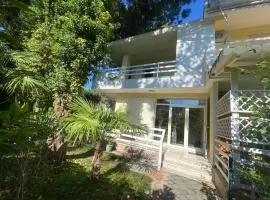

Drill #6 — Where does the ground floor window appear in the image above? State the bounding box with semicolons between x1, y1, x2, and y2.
155;99;205;150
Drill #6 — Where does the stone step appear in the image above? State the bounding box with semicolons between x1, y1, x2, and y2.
162;161;213;183
164;150;208;161
162;158;211;172
162;166;212;184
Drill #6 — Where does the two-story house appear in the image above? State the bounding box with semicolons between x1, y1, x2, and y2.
94;1;270;198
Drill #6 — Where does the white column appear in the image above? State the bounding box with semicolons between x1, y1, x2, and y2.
175;29;181;62
184;108;189;148
121;54;131;78
167;106;172;144
230;71;240;160
212;81;218;164
203;101;208;158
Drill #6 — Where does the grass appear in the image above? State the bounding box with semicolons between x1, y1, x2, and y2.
0;146;152;200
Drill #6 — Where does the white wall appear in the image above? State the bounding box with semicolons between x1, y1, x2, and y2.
208;81;218;164
127;98;155;130
95;22;216;90
175;22;216;87
114;97;156;130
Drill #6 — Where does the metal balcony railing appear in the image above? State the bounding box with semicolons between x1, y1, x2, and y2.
207;0;270;13
106;60;177;80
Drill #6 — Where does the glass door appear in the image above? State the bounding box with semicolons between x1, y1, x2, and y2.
170;107;185;145
155;105;169;142
169;106;204;150
188;108;204;148
155;99;206;151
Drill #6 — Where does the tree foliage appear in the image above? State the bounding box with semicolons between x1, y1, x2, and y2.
62;97;146;178
1;0;115;114
63;97;146;145
104;0;193;39
234;59;270;198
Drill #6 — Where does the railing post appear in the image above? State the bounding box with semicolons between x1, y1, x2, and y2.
230;71;240;160
156;63;160;78
158;132;164;170
158;141;163;170
157;129;165;170
122;54;131;79
228;155;234;200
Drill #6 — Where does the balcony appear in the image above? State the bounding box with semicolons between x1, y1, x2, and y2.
95;60;190;91
207;0;270;13
107;60;176;80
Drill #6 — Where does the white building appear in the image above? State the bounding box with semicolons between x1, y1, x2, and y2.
94;1;270;198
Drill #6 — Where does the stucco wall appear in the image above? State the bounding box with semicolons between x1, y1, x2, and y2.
115;96;128;112
208;82;218;164
115;97;156;130
175;23;216;87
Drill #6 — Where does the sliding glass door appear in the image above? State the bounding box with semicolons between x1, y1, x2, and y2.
155;105;169;142
188;108;204;148
170;107;185;145
155;99;206;151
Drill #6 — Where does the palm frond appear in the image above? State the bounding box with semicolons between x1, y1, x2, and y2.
5;70;48;95
62;97;146;145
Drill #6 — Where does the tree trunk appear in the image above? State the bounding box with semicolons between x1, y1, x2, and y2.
90;141;103;179
47;94;71;163
47;131;67;163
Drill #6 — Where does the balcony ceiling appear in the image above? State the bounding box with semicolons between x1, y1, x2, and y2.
215;5;270;30
109;27;177;65
210;42;270;77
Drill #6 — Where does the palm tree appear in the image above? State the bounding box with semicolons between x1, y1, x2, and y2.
62;97;146;179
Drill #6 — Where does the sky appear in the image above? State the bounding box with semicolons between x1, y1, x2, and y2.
120;0;205;23
179;0;204;23
85;0;204;89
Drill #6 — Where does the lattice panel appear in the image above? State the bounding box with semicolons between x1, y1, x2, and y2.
217;117;231;139
218;116;269;144
238;117;269;143
217;91;231;117
236;90;270;112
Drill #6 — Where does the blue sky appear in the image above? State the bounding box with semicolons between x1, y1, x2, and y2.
179;0;204;23
85;0;204;89
120;0;204;23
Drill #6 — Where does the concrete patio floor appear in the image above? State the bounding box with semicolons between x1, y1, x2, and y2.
148;170;222;200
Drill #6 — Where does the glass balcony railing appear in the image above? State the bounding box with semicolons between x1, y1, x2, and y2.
207;0;270;13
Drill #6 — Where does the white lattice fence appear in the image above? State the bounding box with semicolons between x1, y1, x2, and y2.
217;117;231;139
238;117;270;144
236;90;270;112
217;91;231;117
218;116;270;144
